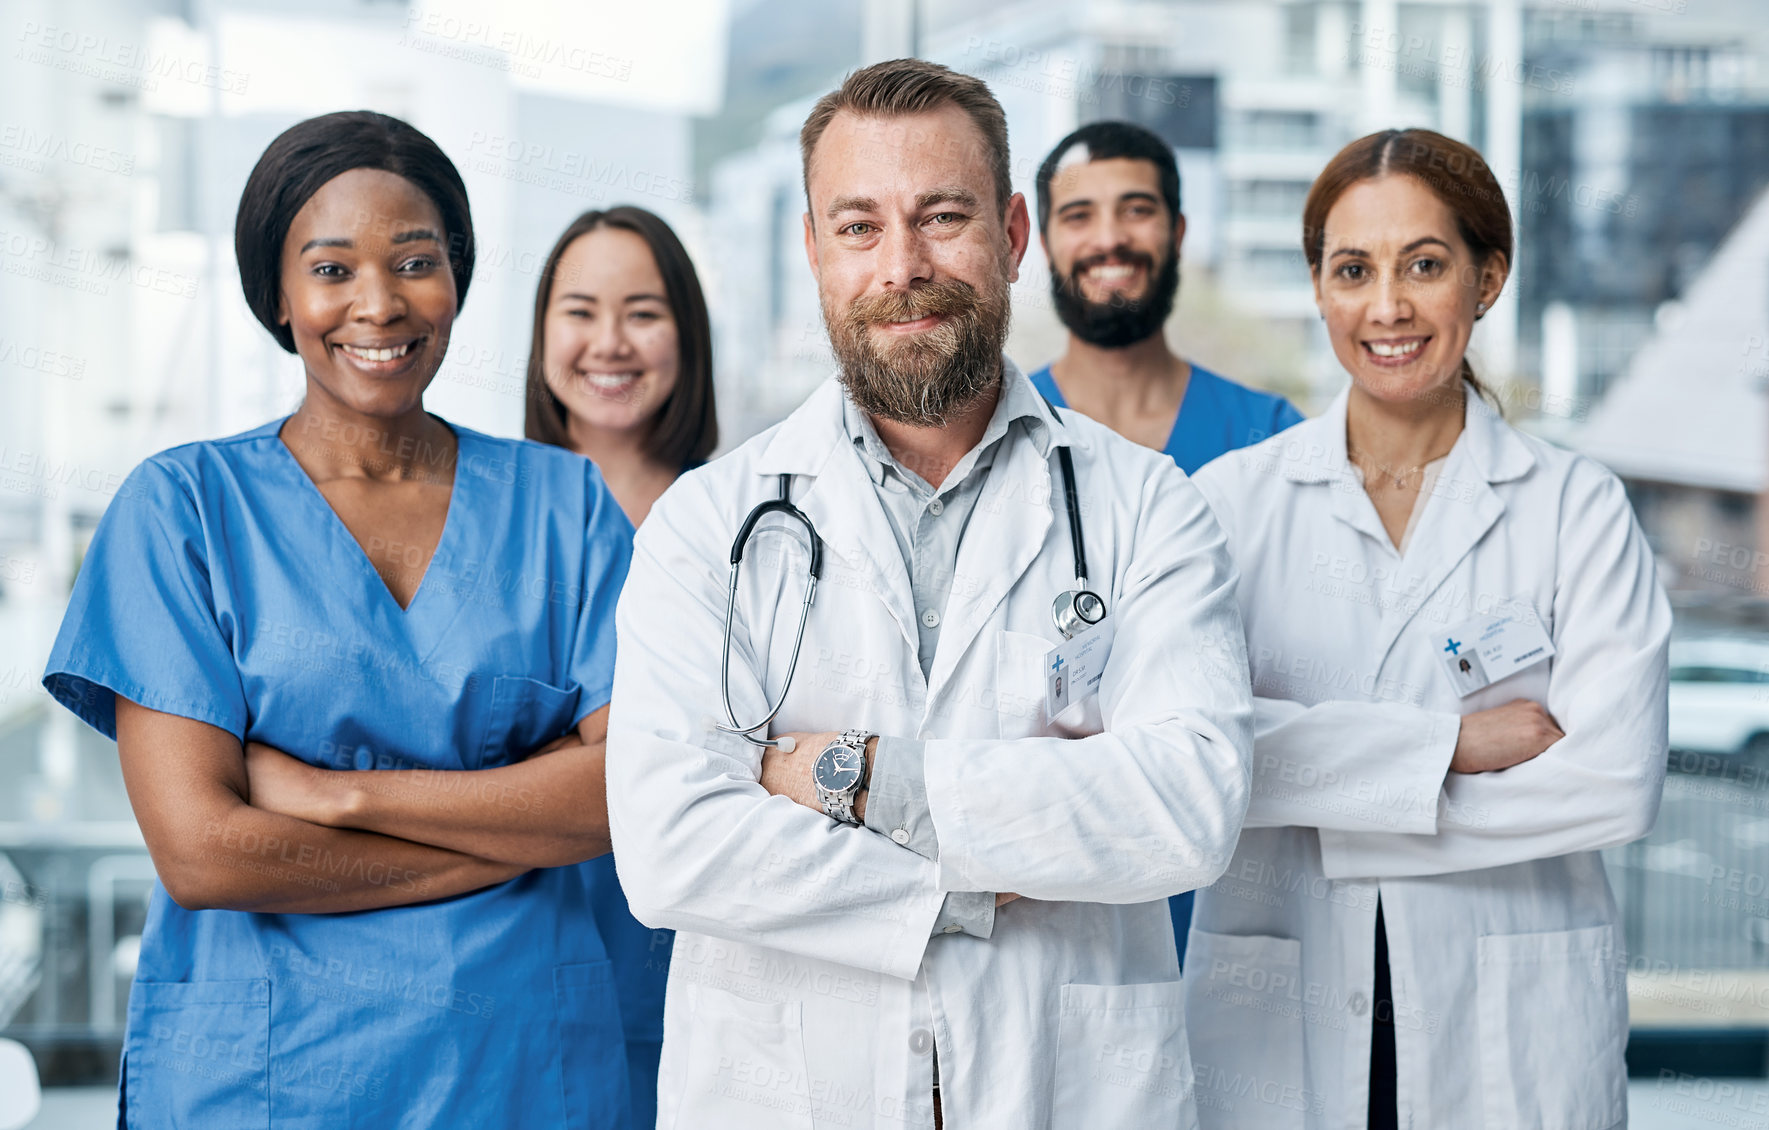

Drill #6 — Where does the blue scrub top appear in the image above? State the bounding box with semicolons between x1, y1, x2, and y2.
43;417;665;1130
1028;362;1305;476
1029;362;1305;963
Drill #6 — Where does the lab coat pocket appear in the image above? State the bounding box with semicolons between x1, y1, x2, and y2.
1052;980;1196;1130
1182;931;1305;1128
1475;924;1626;1130
994;629;1051;739
555;960;631;1130
479;674;583;767
124;979;269;1129
674;983;813;1130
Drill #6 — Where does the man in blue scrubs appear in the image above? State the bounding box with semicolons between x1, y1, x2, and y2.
1031;121;1305;961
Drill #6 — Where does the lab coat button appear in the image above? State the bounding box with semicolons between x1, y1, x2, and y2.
942;924;962;934
909;1028;934;1055
891;828;911;845
921;609;941;628
929;498;944;516
1350;992;1368;1016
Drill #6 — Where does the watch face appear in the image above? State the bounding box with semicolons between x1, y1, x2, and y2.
814;743;865;792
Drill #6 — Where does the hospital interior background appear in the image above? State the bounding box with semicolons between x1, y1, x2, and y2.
3;0;1769;1123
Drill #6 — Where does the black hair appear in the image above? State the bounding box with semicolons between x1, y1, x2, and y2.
234;111;475;353
1034;120;1182;235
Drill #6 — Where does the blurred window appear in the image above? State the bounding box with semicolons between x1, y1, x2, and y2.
1669;664;1769;683
1232;179;1311;219
1228;110;1318;150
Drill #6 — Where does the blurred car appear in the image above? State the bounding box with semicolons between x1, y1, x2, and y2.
1667;636;1769;765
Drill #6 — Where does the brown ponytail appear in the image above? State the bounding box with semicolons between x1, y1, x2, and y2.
1459;356;1497;409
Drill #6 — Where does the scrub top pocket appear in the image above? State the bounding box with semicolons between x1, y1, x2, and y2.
479;674;584;766
1476;924;1626;1130
124;979;270;1130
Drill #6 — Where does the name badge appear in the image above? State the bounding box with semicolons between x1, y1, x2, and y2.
1436;611;1554;697
1046;617;1114;716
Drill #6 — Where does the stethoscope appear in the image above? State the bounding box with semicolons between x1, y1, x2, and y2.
717;399;1104;750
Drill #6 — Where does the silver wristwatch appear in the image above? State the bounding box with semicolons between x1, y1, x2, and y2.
813;729;873;825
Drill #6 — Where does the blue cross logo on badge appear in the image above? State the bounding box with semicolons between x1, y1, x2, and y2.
1443;638;1462;656
1050;653;1067;674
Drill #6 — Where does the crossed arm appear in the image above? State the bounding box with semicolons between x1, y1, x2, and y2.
116;696;612;914
1232;470;1671;878
604;469;1253;979
756;730;1020;909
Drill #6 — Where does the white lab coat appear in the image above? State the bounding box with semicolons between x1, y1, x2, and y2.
606;366;1254;1130
1184;386;1670;1130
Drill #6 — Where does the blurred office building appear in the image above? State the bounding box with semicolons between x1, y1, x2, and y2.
1574;186;1769;601
1522;4;1769;598
1523;3;1769;414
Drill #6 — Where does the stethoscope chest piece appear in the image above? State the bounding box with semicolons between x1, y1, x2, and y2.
1053;587;1107;640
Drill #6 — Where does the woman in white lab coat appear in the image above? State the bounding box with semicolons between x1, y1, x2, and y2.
1184;128;1670;1130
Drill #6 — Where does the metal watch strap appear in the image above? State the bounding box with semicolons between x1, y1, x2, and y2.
819;729;872;825
823;788;857;825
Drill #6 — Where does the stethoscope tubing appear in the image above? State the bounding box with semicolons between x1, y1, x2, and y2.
718;565;818;744
1056;443;1089;589
718;475;823;747
719;403;1106;746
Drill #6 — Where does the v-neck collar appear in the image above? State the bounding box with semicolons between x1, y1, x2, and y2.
1037;360;1199;455
1158;362;1203;457
271;414;466;617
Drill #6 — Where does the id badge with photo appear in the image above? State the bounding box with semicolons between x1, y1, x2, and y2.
1435;611;1554;697
1046;617;1114;716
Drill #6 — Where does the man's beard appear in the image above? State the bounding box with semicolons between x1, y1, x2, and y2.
826;270;1011;427
1050;246;1180;349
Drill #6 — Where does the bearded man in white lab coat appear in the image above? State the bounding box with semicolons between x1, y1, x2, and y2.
605;58;1254;1130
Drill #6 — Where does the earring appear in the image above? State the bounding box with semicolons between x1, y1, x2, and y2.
1475;301;1488;315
